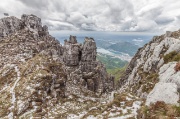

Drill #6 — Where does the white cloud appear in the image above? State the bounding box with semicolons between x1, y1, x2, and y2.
0;0;180;32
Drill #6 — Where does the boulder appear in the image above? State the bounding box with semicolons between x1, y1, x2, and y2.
146;82;179;106
159;62;180;88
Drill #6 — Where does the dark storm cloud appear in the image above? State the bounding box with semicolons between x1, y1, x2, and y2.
17;0;49;10
155;16;175;25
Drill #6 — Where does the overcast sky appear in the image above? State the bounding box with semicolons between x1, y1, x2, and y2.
0;0;180;32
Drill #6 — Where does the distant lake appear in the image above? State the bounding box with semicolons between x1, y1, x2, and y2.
50;30;163;46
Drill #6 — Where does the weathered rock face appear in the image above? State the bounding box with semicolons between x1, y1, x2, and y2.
146;82;179;106
63;36;96;67
145;62;180;105
69;35;77;44
0;14;49;39
119;30;180;105
0;16;21;38
21;14;42;31
0;29;63;70
21;14;49;36
81;37;97;73
63;39;81;66
63;35;114;95
0;14;114;118
81;37;96;62
0;14;66;118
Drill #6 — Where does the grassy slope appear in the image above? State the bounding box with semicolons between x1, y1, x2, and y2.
107;66;127;82
97;53;128;82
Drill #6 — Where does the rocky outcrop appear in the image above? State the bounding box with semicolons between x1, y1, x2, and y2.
146;82;179;106
63;37;81;66
0;14;66;118
0;14;114;118
63;35;114;95
145;62;180;105
119;30;180;106
0;16;21;38
0;14;49;39
159;62;180;85
63;36;96;67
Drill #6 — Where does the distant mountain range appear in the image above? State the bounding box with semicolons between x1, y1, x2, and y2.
55;32;152;60
104;41;139;56
96;39;140;62
97;53;128;70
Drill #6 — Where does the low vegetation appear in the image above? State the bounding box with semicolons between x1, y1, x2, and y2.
137;101;180;118
97;53;128;83
97;53;128;69
175;62;180;72
170;30;180;39
107;66;127;82
163;51;180;63
130;67;159;94
82;93;141;118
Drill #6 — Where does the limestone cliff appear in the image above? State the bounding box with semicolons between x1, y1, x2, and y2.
119;29;180;118
0;14;114;119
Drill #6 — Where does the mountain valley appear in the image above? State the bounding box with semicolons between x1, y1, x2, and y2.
0;14;179;119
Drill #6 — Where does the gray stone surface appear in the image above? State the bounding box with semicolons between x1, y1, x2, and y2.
0;14;49;39
0;16;21;38
63;36;114;94
145;62;180;105
146;82;179;106
21;14;42;31
119;30;180;99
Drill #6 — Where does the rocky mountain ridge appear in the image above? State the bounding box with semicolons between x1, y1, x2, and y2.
0;14;180;119
119;29;180;118
0;14;114;119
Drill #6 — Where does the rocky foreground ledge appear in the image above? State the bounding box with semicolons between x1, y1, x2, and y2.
0;14;114;118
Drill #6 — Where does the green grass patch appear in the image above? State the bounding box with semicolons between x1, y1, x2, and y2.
107;66;127;82
138;101;180;118
97;53;128;70
163;51;180;63
97;53;128;83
